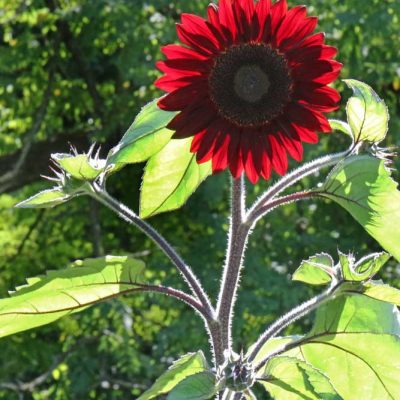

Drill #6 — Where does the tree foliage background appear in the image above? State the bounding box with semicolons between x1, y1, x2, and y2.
0;0;399;398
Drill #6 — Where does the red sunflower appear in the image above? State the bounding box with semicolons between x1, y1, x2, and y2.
155;0;342;184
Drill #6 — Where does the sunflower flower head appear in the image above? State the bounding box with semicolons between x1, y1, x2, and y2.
156;0;342;183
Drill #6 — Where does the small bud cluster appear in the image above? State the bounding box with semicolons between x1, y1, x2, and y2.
218;351;255;393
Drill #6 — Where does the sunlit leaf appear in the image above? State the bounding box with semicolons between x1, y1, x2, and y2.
0;256;145;338
342;281;400;307
260;356;341;400
292;253;334;285
167;371;218;400
338;251;390;282
318;155;400;261
329;119;353;138
14;188;70;209
107;99;177;168
52;153;105;181
248;336;302;368
344;79;389;144
281;295;400;400
139;352;210;400
140;137;211;218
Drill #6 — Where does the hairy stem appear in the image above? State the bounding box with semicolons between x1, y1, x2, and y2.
136;284;208;317
90;185;214;319
247;151;349;222
249;282;342;367
248;191;317;226
217;176;249;351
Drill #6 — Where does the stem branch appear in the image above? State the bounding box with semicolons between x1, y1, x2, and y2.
247;151;348;222
136;283;208;317
90;185;214;320
249;282;342;367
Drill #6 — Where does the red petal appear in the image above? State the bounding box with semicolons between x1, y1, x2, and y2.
233;0;255;41
286;103;331;132
242;132;264;184
156;60;202;77
218;0;238;42
293;60;342;84
260;140;272;180
158;83;207;111
287;45;337;64
181;13;226;50
275;5;307;46
176;24;218;55
279;17;318;51
255;0;271;32
275;121;304;161
212;130;230;173
191;129;208;152
195;128;219;163
270;0;288;37
291;123;319;143
162;58;211;74
207;4;234;45
161;44;208;61
268;134;288;176
289;32;325;52
155;74;206;93
294;84;341;112
169;101;217;138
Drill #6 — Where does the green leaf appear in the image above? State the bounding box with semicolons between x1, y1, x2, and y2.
260;357;341;400
329;119;353;138
318;155;400;261
248;336;303;368
344;79;389;144
167;371;218;400
107;99;177;167
0;256;145;338
339;251;390;281
15;188;70;209
354;252;390;276
52;153;105;181
138;352;209;400
342;281;400;307
140;137;212;218
282;295;400;400
292;253;334;286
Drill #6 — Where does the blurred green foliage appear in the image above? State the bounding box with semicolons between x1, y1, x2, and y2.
0;0;399;398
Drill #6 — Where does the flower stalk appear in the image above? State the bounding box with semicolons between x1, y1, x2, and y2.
217;176;249;351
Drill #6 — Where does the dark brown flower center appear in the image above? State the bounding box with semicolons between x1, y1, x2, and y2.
208;43;293;128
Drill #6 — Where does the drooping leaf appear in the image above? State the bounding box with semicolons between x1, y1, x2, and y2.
292;253;334;286
107;99;177;168
281;295;400;400
140;137;212;218
354;252;390;277
344;79;389;144
15;188;70;209
0;256;145;338
167;371;218;400
329;119;353;138
338;251;390;282
260;356;341;400
52;153;105;181
139;352;210;400
318;155;400;261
